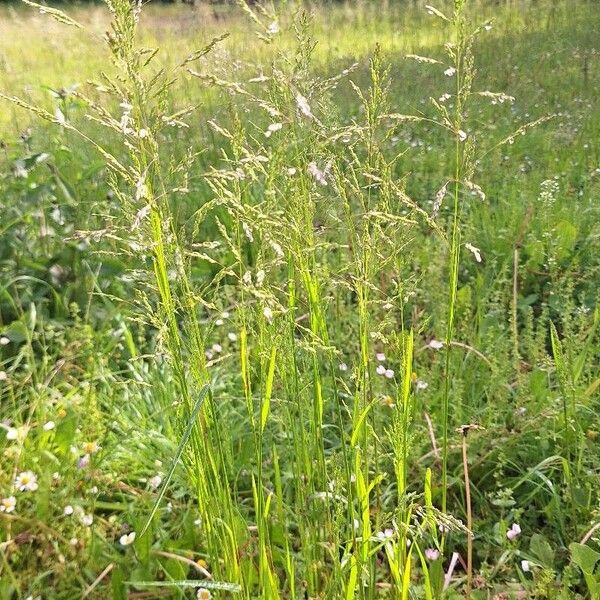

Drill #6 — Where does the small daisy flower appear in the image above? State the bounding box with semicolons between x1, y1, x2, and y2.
521;559;530;572
384;369;395;379
376;364;386;376
82;441;100;455
338;362;348;372
211;343;222;354
286;167;297;176
64;505;74;516
428;339;444;350
506;523;521;540
439;93;451;103
376;352;386;362
0;496;16;513
425;548;440;561
119;531;136;546
415;380;429;391
444;66;456;77
43;421;56;431
15;471;38;492
0;336;9;345
227;332;238;342
69;537;79;546
197;589;212;600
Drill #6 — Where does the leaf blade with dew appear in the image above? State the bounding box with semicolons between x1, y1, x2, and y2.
138;384;210;539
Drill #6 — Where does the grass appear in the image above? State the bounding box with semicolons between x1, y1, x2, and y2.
0;0;599;599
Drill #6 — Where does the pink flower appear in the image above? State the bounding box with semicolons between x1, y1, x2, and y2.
425;548;439;561
506;523;521;540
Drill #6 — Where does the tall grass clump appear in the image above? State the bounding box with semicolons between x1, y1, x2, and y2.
2;0;598;599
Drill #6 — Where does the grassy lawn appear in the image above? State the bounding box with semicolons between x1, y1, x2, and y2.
0;1;599;598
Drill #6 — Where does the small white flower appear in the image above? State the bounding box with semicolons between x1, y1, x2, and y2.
197;588;213;600
465;242;482;263
43;421;56;431
286;167;297;176
15;471;38;492
338;363;348;372
69;537;79;546
444;67;456;77
425;548;440;561
307;162;328;186
215;319;224;326
82;441;100;455
211;343;222;354
148;475;162;490
521;559;530;572
119;531;136;546
439;93;451;103
64;505;74;516
506;523;521;540
376;528;394;541
227;332;238;342
384;369;395;379
0;496;16;513
428;339;444;350
6;425;28;442
484;23;492;31
458;129;468;142
376;352;386;362
138;128;148;139
376;364;386;375
265;122;283;137
222;311;230;319
416;380;429;391
0;371;7;381
0;336;9;345
81;513;93;527
296;93;314;119
267;21;279;34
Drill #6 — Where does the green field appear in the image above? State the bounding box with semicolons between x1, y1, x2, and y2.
0;1;599;598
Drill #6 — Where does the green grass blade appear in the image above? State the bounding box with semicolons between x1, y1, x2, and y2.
139;384;210;538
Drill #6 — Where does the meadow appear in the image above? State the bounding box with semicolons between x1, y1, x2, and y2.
0;0;599;598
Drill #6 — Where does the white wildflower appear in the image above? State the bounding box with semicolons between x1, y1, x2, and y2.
465;242;482;263
119;531;136;546
444;66;456;77
15;471;38;492
0;496;16;513
308;162;328;186
296;93;314;119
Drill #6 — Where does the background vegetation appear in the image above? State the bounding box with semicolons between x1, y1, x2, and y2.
0;0;598;598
